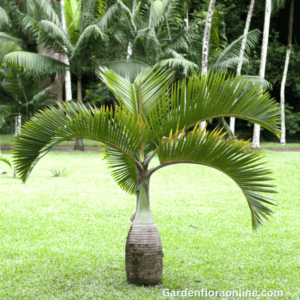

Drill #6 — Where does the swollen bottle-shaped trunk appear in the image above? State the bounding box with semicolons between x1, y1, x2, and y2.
125;178;163;285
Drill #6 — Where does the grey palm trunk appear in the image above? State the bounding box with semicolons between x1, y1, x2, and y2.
126;168;163;285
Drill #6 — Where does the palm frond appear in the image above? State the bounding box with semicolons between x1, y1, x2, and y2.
96;2;122;31
154;57;199;74
97;65;175;120
0;157;14;172
2;52;68;76
39;20;73;53
209;57;249;73
241;76;272;90
147;72;281;144
71;24;108;59
0;33;22;44
210;29;261;72
116;0;137;33
31;0;61;28
0;42;22;61
23;85;55;107
0;7;11;28
20;14;40;40
11;101;150;185
65;0;82;45
102;146;139;195
149;123;278;231
103;59;152;83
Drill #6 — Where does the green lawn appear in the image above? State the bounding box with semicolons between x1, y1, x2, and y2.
0;149;299;299
1;133;300;149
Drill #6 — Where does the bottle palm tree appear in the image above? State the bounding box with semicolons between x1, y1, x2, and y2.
11;65;281;285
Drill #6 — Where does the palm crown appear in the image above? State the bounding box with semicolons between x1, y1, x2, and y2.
11;66;281;285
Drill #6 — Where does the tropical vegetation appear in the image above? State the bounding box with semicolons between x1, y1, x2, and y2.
0;0;299;292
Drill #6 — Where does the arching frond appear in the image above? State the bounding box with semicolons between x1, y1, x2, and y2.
147;72;281;144
11;101;150;185
0;42;22;61
102;146;139;195
97;66;175;119
2;52;68;76
103;59;152;83
241;76;272;90
148;123;278;231
0;33;22;44
116;0;137;33
31;0;61;28
39;20;73;53
0;7;11;28
210;29;261;72
96;2;122;31
71;25;108;59
154;57;199;74
20;14;40;41
209;57;249;73
65;0;82;45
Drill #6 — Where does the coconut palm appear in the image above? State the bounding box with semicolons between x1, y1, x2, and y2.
11;65;281;285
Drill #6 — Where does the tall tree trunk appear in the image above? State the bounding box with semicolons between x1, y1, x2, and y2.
230;0;256;136
74;76;84;151
61;0;76;142
252;0;271;149
37;0;64;108
178;2;189;141
61;0;72;104
280;0;294;146
126;175;163;285
125;0;136;82
200;0;216;133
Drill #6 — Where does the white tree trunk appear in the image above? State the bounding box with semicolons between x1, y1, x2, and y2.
178;2;189;141
200;0;216;133
280;0;294;146
61;0;72;103
279;48;290;145
15;114;21;136
252;0;271;149
124;0;136;82
230;0;255;136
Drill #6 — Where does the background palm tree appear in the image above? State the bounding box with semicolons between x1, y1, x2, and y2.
11;65;281;286
3;0;109;151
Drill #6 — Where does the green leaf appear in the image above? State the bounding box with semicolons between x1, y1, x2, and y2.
11;101;150;185
0;157;14;172
149;123;278;231
147;72;281;144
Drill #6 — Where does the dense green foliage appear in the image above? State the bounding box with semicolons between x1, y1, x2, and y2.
0;0;299;136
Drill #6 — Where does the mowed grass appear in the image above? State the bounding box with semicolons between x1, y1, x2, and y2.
1;133;300;149
0;149;300;299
